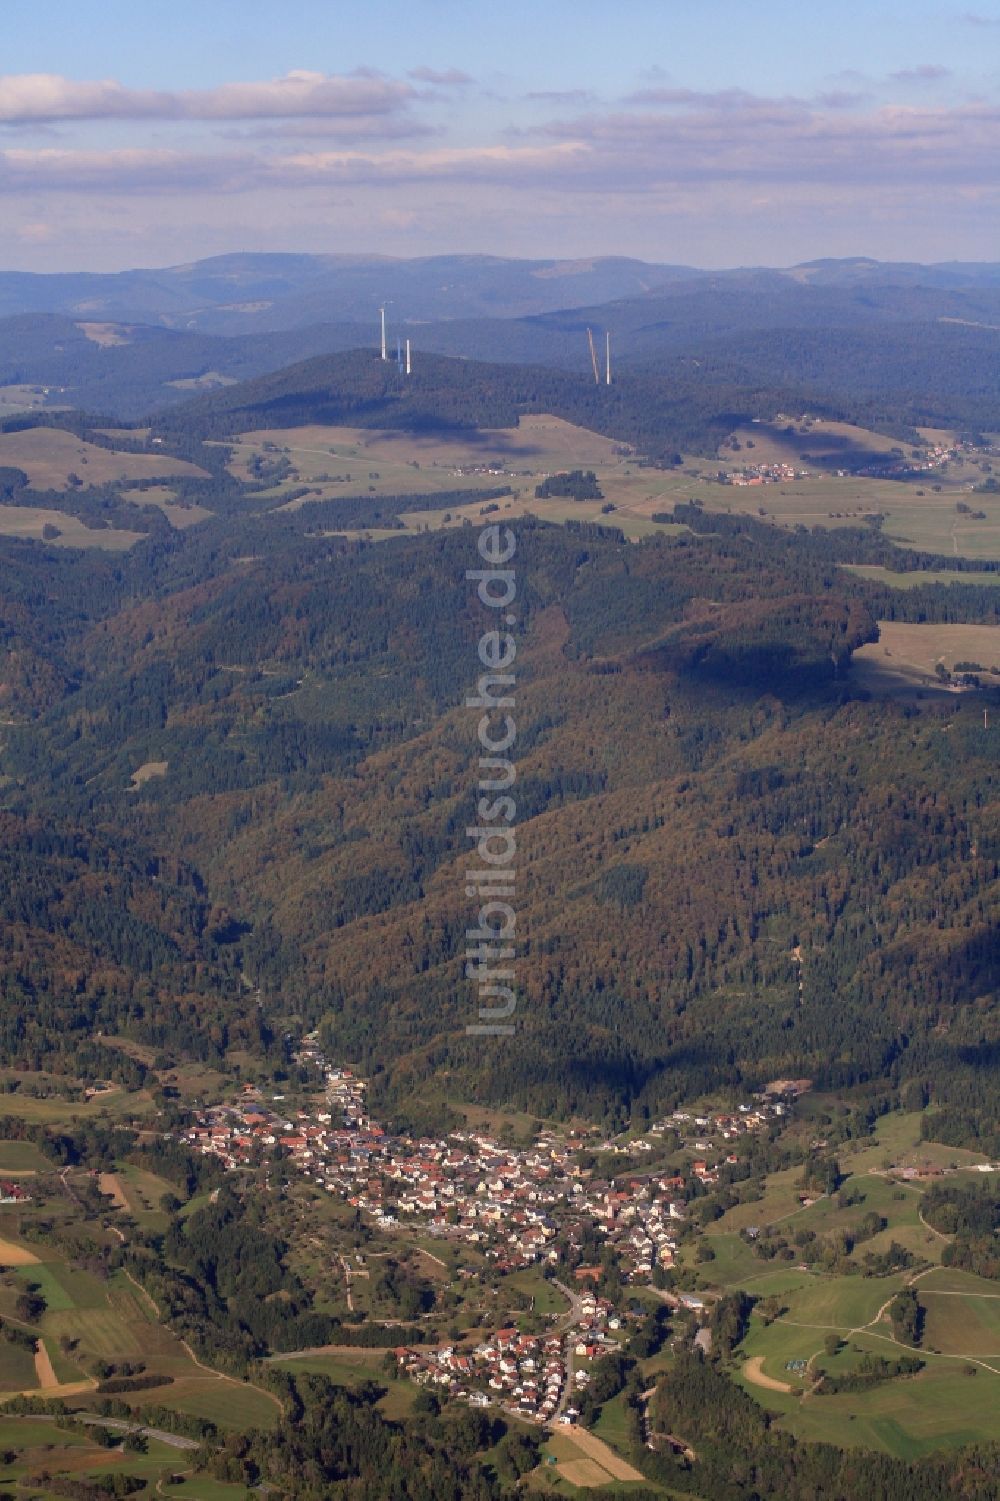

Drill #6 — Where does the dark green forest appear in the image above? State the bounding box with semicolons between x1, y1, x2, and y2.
1;503;997;1133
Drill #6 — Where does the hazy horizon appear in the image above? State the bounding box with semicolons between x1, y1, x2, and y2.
4;248;1000;278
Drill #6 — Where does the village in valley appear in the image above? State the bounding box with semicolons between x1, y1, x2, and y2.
171;1033;793;1426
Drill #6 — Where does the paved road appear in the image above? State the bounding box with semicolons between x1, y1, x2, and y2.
23;1413;201;1452
551;1277;587;1332
550;1278;584;1421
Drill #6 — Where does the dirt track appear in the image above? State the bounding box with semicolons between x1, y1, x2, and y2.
0;1236;39;1267
33;1340;58;1389
743;1356;794;1393
98;1172;130;1209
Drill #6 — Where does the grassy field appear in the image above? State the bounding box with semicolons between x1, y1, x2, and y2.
695;1232;763;1285
0;1084;156;1124
15;1261;79;1312
158;1479;265;1500
226;415;699;544
672;1110;987;1328
741;1343;1000;1460
0;1340;40;1392
506;1268;571;1317
0;384;57;415
592;1390;635;1452
0;426;208;491
112;1163;179;1228
915;1266;1000;1296
0;1139;53;1173
722;418;907;466
0;1416;193;1495
121;484;214;528
779;1272;909;1331
712;1166;808;1233
269;1345;388;1381
269;1345;416;1419
229;414;624;495
719;1108;1000;1457
707;418;1000;557
222;411;1000;561
0;503;145;550
738;1294;1000;1457
918;1281;1000;1358
705;476;1000;559
851;620;1000;696
0;1244;280;1433
140;1374;280;1430
832;1110;992;1176
843;564;1000;588
397;492;686;542
771;1173;943;1264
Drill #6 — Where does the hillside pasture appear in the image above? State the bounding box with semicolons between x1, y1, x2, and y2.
719;418;912;468
836;1111;992;1175
229;412;949;549
777;1349;1000;1460
0;426;208;490
0;384;55;414
0;503;144;550
111;1163;180;1226
712;1166;808;1233
0;1417;184;1493
122;484;214;527
232;413;623;491
842;564;1000;588
738;1300;1000;1458
133;1373;281;1431
701;469;1000;560
851;620;1000;696
228;414;700;543
0;1139;52;1173
0;1340;39;1392
0;1083;155;1124
918;1287;1000;1359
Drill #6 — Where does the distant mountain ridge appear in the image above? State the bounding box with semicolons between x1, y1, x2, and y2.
3;253;1000;426
0;253;698;333
2;251;1000;335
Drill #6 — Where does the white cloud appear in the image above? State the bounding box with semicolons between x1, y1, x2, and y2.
1;72;999;267
0;71;416;124
532;97;1000;190
0;148;256;193
0;140;591;195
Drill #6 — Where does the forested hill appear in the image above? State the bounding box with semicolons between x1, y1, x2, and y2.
6;259;1000;425
155;309;1000;461
155;345;825;460
1;509;998;1133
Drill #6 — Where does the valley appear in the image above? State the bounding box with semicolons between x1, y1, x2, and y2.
0;269;997;1498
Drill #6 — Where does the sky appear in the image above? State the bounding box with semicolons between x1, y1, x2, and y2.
1;0;999;271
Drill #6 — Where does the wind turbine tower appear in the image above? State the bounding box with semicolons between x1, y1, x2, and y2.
379;305;387;361
586;327;600;385
605;331;611;386
405;338;411;376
